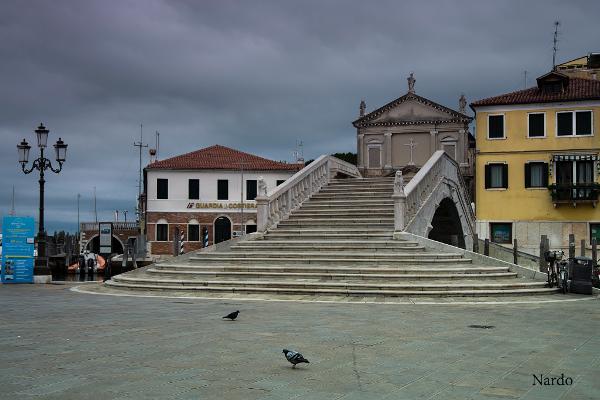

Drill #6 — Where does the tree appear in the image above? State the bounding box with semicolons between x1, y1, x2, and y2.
331;152;357;165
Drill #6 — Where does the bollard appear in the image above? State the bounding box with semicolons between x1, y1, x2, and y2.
569;234;575;259
580;239;586;257
473;233;479;253
513;238;518;265
539;235;547;272
592;239;597;263
484;238;489;256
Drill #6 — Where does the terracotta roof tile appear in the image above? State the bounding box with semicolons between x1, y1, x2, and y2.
471;77;600;107
146;145;302;171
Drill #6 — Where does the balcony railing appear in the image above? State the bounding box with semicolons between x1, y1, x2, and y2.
548;183;600;206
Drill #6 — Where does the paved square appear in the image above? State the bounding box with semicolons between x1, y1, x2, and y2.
0;284;598;399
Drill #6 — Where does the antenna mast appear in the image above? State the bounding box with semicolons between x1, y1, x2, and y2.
134;124;148;221
524;70;527;89
552;21;560;70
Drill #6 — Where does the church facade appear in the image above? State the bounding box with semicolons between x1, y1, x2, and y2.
353;74;475;196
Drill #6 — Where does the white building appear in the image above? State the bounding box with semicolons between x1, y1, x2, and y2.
143;145;301;255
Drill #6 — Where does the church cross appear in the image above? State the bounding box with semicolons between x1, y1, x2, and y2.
404;139;418;165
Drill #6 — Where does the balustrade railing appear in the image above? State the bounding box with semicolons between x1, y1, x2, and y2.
256;155;360;232
80;222;139;231
394;151;475;237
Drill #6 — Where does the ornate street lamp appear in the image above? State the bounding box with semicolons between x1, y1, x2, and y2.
17;123;68;280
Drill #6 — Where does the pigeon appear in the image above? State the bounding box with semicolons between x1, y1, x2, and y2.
222;310;240;320
282;349;310;368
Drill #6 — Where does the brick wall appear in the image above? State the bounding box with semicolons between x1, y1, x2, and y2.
146;211;257;255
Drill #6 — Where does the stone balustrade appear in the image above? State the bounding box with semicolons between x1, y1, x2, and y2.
256;155;361;232
394;151;476;247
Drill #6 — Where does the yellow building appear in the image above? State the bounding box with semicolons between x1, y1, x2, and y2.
471;71;600;255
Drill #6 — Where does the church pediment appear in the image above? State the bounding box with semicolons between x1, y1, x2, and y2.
353;93;471;128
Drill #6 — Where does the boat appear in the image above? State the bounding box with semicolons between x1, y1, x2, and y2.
68;251;106;274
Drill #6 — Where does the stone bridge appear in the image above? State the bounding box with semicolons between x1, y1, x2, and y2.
256;151;475;250
80;222;140;254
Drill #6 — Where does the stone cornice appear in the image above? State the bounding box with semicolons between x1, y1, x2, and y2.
353;92;472;128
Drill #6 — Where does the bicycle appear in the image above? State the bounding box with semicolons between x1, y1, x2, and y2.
543;250;564;289
557;256;569;294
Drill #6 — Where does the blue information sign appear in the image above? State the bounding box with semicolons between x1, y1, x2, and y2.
1;216;35;283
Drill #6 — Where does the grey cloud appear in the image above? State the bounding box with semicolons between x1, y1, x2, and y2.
1;0;599;232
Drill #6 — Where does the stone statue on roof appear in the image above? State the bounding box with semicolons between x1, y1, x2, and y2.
459;93;467;114
407;72;416;93
359;99;366;117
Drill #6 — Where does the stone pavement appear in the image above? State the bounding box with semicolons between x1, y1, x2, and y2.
0;284;599;400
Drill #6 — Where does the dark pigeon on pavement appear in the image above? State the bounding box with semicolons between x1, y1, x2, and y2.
282;349;310;368
222;310;240;320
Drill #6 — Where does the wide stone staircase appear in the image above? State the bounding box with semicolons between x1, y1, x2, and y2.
106;177;557;298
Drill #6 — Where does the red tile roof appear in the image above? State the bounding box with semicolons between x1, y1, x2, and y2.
470;77;600;108
146;145;302;171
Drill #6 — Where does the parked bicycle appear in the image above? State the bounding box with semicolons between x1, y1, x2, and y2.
543;250;569;293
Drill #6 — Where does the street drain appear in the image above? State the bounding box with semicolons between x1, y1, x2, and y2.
468;324;495;329
172;301;195;304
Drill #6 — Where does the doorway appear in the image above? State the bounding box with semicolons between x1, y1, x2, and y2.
214;216;231;244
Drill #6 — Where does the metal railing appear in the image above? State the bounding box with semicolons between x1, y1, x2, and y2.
549;183;599;202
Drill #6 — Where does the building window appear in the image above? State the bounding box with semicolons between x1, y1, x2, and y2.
217;179;228;200
277;180;286;186
557;111;593;136
528;113;545;138
488;115;505;139
490;223;512;244
246;180;257;200
591;223;600;244
188;179;199;200
188;224;200;241
156;224;168;241
157;179;168;199
484;163;508;189
524;162;548;188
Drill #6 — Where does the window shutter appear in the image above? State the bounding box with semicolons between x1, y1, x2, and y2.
542;163;549;187
524;163;531;188
484;165;491;189
502;164;508;188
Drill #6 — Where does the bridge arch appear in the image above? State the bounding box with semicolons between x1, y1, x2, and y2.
84;234;125;254
427;197;465;249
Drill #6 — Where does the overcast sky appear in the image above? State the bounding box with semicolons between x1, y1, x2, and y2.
1;0;598;233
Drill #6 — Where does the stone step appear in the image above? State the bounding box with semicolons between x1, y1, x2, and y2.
235;240;421;248
299;204;394;210
114;275;541;291
146;269;518;281
263;233;394;240
303;199;394;206
184;257;471;266
277;222;394;229
310;193;392;199
106;278;558;297
289;211;394;218
153;264;507;274
230;246;425;253
191;251;463;260
318;187;393;193
279;217;394;224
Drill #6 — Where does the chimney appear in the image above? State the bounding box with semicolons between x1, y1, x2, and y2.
149;148;157;164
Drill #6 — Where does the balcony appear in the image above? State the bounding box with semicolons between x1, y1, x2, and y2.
548;183;599;207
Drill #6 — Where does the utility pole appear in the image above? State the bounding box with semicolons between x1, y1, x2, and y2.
552;21;560;70
524;70;527;89
156;131;160;161
10;185;15;216
93;186;97;223
133;124;148;223
240;161;245;236
77;193;80;234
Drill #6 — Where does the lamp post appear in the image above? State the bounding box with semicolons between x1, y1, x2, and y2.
17;123;68;281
